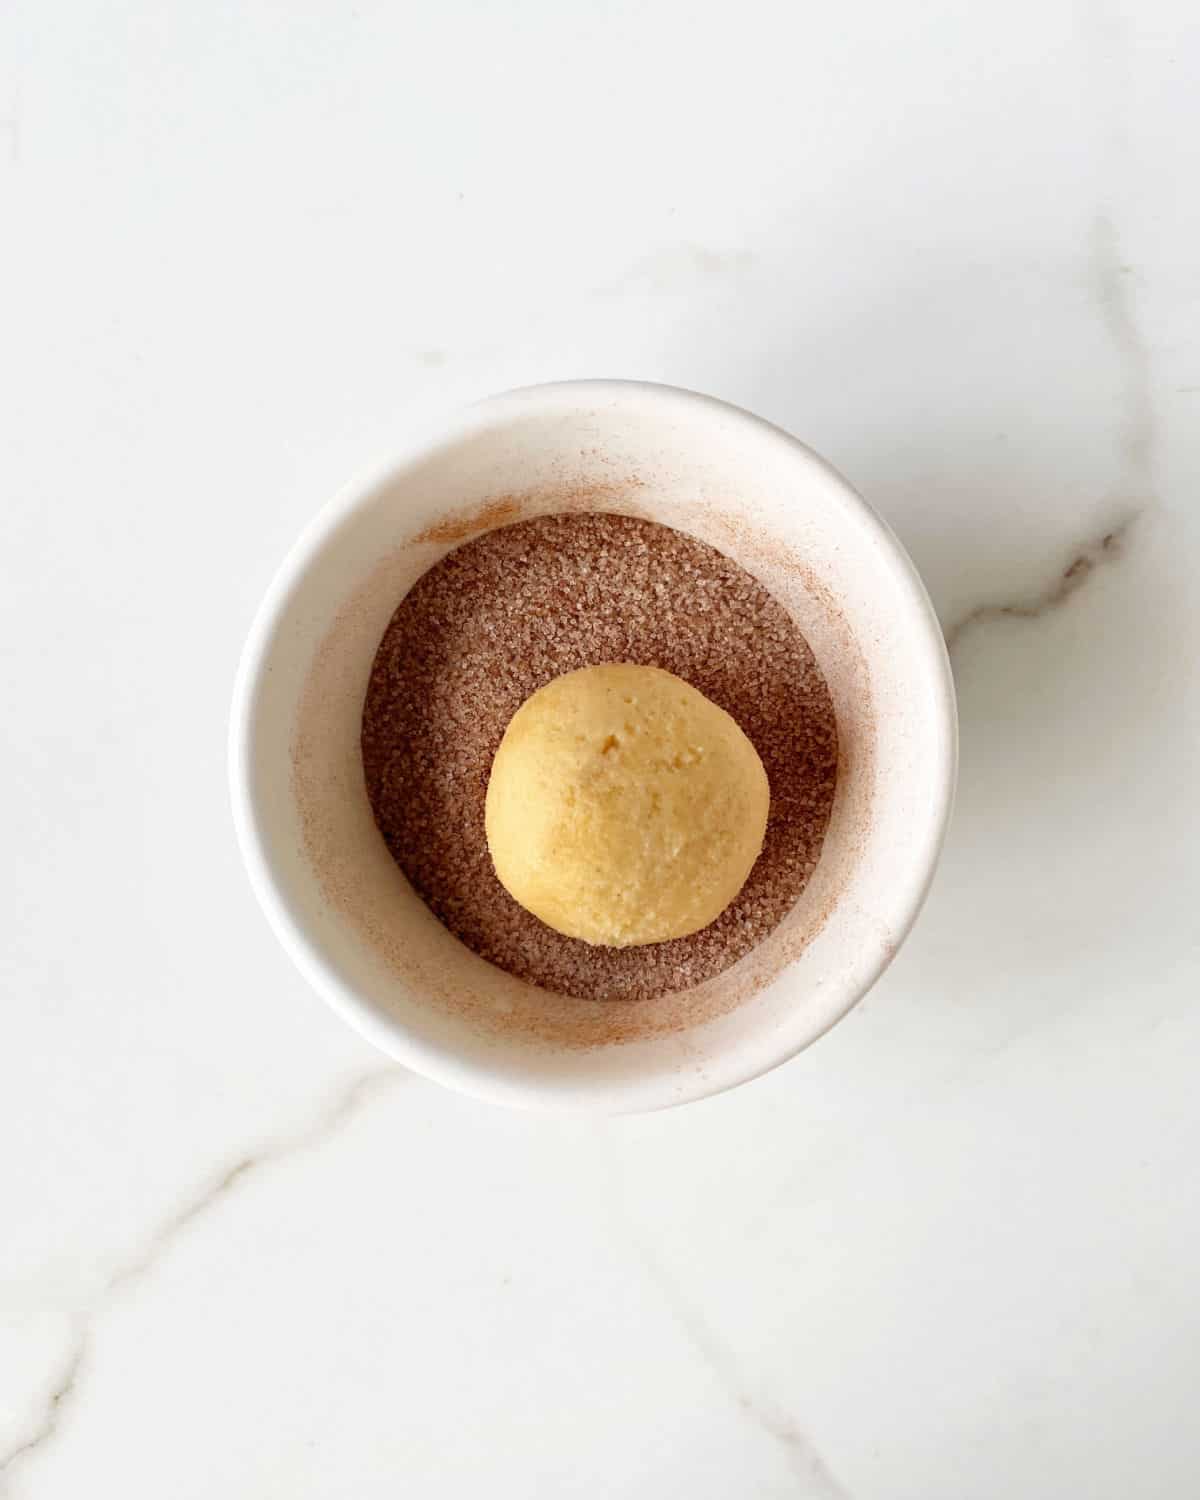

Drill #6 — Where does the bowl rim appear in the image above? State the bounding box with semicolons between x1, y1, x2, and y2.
229;379;958;1113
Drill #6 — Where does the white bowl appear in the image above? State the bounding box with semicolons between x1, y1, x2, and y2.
230;381;956;1113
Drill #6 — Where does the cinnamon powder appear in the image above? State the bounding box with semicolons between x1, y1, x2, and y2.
361;512;838;1002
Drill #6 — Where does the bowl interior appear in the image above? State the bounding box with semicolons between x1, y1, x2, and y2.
234;383;955;1111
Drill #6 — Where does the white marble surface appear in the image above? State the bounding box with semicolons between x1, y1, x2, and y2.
3;1;1199;1495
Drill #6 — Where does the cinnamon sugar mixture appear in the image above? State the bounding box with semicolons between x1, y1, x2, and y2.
361;513;838;1001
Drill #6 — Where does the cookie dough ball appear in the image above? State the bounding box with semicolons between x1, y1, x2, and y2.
485;663;769;947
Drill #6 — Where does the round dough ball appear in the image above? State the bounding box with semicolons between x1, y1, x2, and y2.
485;663;770;947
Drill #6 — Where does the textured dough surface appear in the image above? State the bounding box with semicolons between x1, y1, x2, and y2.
485;664;770;947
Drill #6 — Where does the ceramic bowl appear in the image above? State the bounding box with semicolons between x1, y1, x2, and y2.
230;381;956;1112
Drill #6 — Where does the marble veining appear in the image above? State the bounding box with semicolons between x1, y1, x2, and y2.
0;1071;401;1486
1089;214;1155;499
945;197;1154;654
943;512;1139;654
635;1236;852;1498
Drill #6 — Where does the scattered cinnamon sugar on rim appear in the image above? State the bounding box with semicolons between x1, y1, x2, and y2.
361;512;839;1002
412;496;523;545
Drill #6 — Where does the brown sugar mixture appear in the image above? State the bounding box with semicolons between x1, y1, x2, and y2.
361;513;838;1002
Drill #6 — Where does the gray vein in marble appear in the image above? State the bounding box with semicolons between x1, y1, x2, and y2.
946;178;1155;659
0;1067;403;1491
943;513;1139;655
1079;1;1156;508
0;1345;86;1496
635;1239;851;1498
1089;211;1155;498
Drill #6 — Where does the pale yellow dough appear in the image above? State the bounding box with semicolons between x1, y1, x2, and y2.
485;663;770;947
